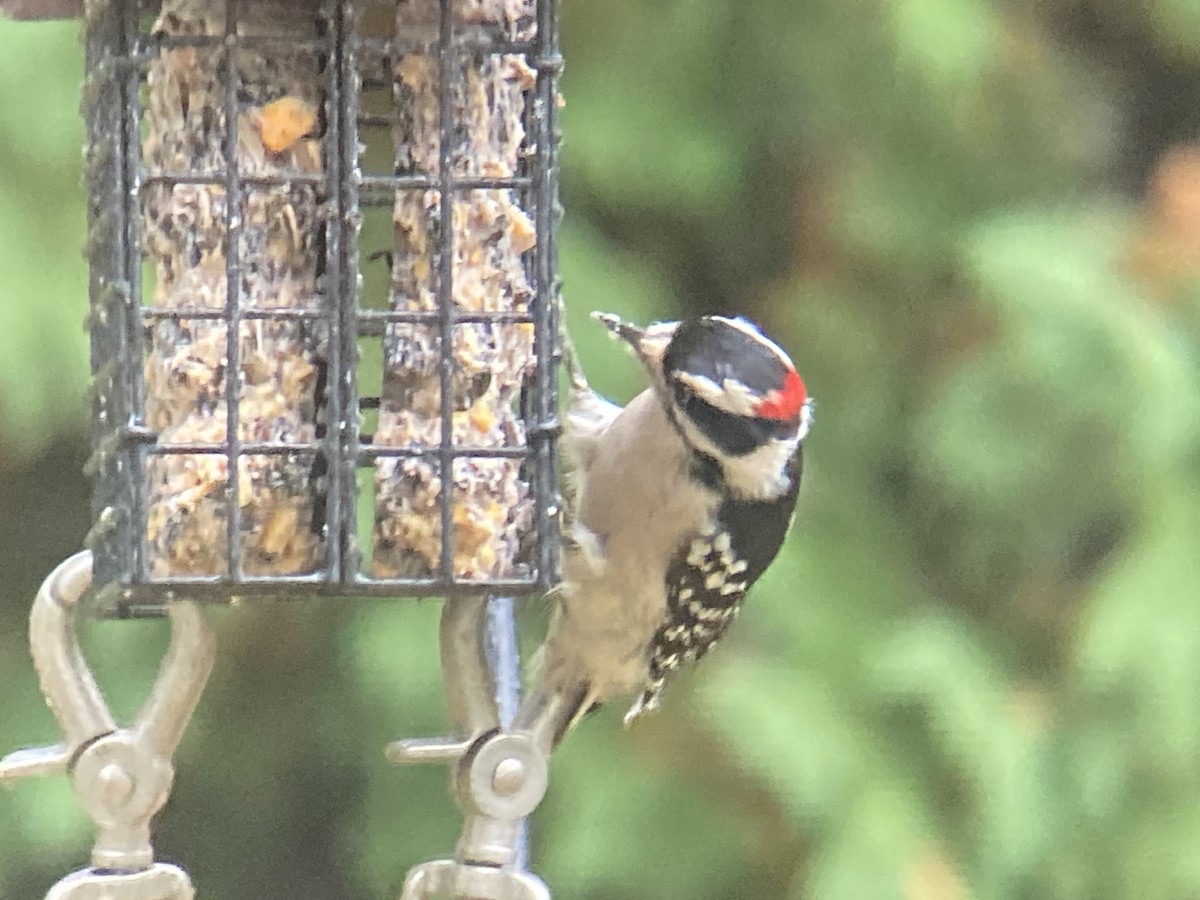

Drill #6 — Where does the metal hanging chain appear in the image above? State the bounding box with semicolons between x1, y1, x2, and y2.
0;551;216;900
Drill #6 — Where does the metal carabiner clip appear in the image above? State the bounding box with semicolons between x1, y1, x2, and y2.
0;550;216;900
388;596;560;900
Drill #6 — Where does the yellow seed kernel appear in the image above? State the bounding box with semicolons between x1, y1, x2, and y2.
468;402;495;433
253;97;318;154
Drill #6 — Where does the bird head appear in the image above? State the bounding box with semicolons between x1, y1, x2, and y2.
593;312;812;498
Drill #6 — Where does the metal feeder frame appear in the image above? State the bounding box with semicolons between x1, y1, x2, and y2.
83;0;561;610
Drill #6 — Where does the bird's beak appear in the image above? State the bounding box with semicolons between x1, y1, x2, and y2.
591;312;676;370
592;312;645;347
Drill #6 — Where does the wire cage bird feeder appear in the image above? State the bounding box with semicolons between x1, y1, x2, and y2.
83;0;562;612
0;0;563;895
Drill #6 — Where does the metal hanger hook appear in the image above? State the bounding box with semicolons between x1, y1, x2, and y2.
0;550;216;894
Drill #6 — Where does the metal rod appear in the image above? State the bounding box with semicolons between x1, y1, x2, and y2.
487;595;530;869
441;597;502;735
436;0;456;586
120;0;148;586
359;173;534;192
137;308;537;324
532;0;562;593
141;171;327;187
323;0;346;587
119;574;541;596
127;442;531;460
222;0;245;581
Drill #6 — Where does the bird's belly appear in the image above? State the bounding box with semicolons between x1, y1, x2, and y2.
550;566;667;701
549;389;718;703
551;510;701;702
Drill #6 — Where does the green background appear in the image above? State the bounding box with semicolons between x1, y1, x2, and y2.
3;1;1200;898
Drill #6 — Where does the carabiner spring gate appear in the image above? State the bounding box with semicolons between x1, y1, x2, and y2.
389;596;563;900
0;551;215;900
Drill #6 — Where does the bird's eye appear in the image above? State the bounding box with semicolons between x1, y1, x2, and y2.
771;415;801;440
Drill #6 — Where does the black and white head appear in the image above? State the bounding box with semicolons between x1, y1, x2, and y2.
594;312;812;500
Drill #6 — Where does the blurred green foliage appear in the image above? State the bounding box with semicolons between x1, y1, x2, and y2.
2;1;1200;898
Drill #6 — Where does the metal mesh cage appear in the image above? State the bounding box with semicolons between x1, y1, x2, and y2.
82;0;561;613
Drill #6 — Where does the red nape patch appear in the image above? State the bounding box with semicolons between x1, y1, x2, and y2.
753;369;807;420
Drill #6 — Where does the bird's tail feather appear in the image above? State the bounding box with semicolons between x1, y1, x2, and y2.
513;677;596;751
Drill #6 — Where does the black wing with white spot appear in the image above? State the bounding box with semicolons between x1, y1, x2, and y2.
627;448;804;721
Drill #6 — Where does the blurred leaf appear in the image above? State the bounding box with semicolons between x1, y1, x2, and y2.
0;21;82;165
965;207;1200;466
0;780;88;895
539;726;748;900
562;0;740;212
0;20;88;459
801;784;938;900
1073;483;1200;775
871;613;1054;891
701;657;870;829
558;219;674;399
1145;0;1200;61
888;0;996;94
907;206;1200;606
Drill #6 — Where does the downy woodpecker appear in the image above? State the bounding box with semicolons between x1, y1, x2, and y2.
537;312;812;741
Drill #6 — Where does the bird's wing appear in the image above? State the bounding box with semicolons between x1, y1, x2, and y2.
625;446;804;723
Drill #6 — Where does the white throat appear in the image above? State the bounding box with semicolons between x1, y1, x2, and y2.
722;437;800;499
675;418;806;501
